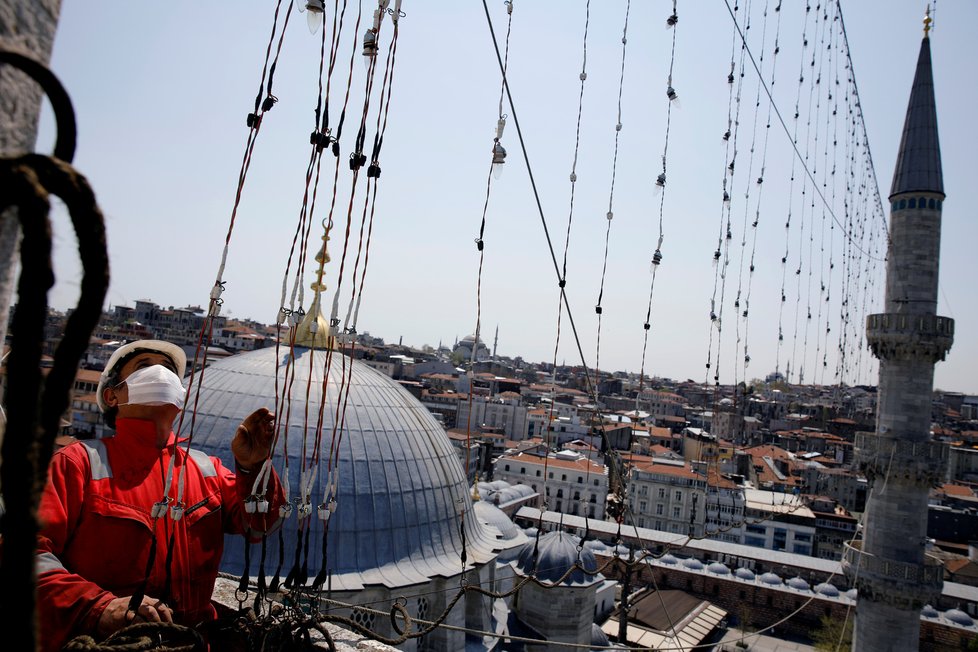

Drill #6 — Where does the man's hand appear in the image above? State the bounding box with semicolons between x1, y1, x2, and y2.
232;408;276;472
98;595;173;636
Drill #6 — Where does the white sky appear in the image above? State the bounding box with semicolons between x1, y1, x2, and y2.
36;1;978;393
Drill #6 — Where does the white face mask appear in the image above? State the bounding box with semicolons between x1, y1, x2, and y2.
120;365;186;408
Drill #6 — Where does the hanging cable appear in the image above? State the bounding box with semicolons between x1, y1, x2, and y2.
636;0;678;393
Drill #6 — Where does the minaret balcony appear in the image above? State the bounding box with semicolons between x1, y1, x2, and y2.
853;431;947;487
866;312;954;362
842;540;943;610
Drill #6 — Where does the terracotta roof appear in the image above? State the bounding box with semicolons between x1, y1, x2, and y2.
498;451;606;473
940;483;976;498
631;459;699;480
75;369;102;382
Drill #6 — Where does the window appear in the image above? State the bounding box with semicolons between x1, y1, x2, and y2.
658;488;666;499
557;489;564;498
675;490;683;502
673;506;681;518
898;199;907;210
656;504;664;515
574;491;581;501
655;520;663;530
577;477;583;484
504;464;510;472
536;469;541;477
640;501;647;512
520;468;525;474
549;472;554;479
928;198;936;209
594;479;599;486
909;198;917;209
561;474;567;481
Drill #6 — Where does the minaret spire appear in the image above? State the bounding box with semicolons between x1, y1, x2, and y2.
889;9;943;199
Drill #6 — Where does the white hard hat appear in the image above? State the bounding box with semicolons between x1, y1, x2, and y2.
96;340;187;412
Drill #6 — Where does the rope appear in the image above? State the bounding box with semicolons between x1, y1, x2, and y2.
0;154;109;649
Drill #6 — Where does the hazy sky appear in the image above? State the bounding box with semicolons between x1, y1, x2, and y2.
36;1;978;393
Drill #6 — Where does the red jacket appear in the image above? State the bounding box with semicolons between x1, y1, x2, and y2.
36;418;283;651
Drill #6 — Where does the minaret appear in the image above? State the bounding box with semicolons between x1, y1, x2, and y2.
843;9;953;651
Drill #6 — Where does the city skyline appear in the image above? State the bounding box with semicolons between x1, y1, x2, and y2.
35;2;978;393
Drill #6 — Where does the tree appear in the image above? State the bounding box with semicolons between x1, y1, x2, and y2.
811;615;852;651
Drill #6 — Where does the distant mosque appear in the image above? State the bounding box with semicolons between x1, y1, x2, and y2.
453;333;492;364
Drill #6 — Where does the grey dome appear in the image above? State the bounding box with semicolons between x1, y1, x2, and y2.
814;582;840;597
945;609;974;626
682;557;705;570
921;604;939;618
185;347;500;591
473;500;525;543
734;567;755;580
845;588;858;601
786;577;810;591
707;562;730;575
660;554;679;565
515;531;601;586
758;572;782;586
591;622;610;648
583;539;610;553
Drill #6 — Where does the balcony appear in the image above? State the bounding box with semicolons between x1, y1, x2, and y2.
842;540;943;609
865;312;954;362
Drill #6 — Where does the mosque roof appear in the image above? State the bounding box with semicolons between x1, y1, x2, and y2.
890;35;943;197
185;346;501;591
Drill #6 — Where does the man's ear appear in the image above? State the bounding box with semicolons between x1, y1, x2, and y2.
102;385;120;409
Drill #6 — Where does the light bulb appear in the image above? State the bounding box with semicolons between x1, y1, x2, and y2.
306;0;325;34
363;29;378;71
491;141;506;179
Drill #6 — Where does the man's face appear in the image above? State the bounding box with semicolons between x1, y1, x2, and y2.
102;352;180;416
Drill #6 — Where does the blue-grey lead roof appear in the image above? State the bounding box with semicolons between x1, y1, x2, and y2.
889;35;944;198
183;346;501;591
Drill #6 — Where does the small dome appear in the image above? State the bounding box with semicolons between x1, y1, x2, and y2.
583;539;609;552
523;527;539;538
845;588;858;601
515;531;601;586
473;501;522;541
814;583;839;597
612;544;630;556
786;577;810;591
945;609;974;626
591;622;611;648
660;554;679;565
707;562;731;575
921;605;939;618
734;567;755;580
758;572;782;585
682;557;705;570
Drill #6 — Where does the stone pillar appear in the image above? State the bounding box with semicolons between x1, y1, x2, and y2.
0;0;63;400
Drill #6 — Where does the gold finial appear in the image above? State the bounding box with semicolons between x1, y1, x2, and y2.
471;473;481;501
923;4;933;38
292;234;335;348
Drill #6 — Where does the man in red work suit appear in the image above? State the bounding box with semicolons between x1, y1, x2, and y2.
36;340;284;651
